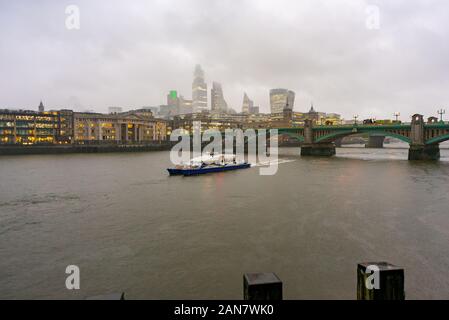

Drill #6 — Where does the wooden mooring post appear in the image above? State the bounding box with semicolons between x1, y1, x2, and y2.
243;273;283;300
357;262;405;300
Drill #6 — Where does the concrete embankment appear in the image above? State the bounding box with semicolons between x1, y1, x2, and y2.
0;143;176;156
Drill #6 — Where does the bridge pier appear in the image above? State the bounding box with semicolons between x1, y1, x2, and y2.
408;144;440;161
408;114;440;160
301;119;336;156
334;138;343;148
301;143;336;157
365;135;385;148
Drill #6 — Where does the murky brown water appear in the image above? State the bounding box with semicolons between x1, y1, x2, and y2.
1;145;449;299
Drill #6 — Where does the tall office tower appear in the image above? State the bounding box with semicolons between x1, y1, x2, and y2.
38;101;45;112
211;82;228;114
241;92;254;114
166;90;180;115
270;89;295;114
249;106;260;114
192;65;208;113
179;95;193;114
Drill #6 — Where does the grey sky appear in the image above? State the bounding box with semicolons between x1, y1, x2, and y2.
1;0;448;120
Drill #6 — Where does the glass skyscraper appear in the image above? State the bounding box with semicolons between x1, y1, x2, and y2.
192;65;208;113
270;89;295;114
211;82;228;114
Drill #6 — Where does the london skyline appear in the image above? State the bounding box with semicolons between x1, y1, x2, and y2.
1;0;449;120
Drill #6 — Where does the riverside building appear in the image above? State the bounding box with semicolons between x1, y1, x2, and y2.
73;110;167;143
0;109;64;145
0;106;167;145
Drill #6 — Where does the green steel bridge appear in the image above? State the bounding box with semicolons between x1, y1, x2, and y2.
272;114;449;160
184;114;449;160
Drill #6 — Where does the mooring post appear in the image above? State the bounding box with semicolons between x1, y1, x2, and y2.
243;273;283;300
357;262;405;300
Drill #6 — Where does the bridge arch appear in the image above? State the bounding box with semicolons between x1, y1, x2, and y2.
426;133;449;145
314;130;412;144
235;129;305;144
276;131;305;142
250;129;305;143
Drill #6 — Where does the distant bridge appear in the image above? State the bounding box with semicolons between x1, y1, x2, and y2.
184;114;449;160
274;114;449;160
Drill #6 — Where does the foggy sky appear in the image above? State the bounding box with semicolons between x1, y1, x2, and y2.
1;0;448;120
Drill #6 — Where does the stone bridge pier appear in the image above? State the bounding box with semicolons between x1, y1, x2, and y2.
334;138;343;148
300;119;336;156
365;135;385;148
409;114;440;160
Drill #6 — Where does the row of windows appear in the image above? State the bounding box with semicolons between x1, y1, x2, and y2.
1;136;59;143
14;115;56;121
0;121;57;128
0;115;15;120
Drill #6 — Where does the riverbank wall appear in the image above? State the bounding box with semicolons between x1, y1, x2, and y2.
0;142;176;156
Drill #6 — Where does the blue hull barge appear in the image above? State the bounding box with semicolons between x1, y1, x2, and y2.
181;163;251;176
166;168;185;176
167;154;251;176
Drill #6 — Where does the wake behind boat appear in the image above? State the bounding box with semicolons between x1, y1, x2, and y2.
167;153;251;176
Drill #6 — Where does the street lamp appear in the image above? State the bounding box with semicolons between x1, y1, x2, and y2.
393;112;400;122
438;109;446;123
353;115;359;126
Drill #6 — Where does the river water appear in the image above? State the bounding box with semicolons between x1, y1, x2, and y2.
1;144;449;299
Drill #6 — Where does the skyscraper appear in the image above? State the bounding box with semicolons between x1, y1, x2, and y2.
179;95;193;114
192;65;208;113
38;101;44;112
211;82;228;114
270;89;295;114
241;92;254;114
164;90;180;115
249;106;259;114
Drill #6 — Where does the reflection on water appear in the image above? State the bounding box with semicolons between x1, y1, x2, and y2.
1;147;449;299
